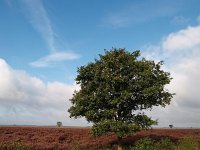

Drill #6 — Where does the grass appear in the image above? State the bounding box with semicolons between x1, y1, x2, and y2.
0;141;27;150
11;142;27;150
176;136;199;150
0;143;5;150
71;142;84;150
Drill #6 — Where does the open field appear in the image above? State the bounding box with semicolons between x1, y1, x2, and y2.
1;126;200;149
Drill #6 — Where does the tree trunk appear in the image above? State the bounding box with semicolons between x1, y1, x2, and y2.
117;136;123;150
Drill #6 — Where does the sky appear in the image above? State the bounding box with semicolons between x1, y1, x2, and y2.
0;0;200;127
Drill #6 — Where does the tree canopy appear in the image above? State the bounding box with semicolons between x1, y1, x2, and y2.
68;48;173;148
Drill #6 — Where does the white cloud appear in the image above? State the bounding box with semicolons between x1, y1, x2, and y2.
144;24;200;127
0;58;86;126
30;51;80;68
162;26;200;52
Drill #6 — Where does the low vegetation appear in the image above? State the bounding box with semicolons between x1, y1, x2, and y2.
98;137;200;150
130;137;174;150
0;136;199;150
176;136;199;150
1;127;200;150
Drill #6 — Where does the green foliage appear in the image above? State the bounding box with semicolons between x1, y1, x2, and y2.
176;136;199;150
132;137;155;150
57;121;62;127
68;48;173;138
131;137;199;150
155;138;174;150
132;137;174;150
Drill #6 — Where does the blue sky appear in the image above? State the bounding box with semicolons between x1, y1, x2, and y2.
1;0;200;127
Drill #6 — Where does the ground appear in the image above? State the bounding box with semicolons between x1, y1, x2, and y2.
0;126;200;149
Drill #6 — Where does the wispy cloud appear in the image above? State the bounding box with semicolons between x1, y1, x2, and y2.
197;15;200;24
4;0;13;8
19;0;80;67
30;51;80;68
21;0;56;52
171;16;189;25
102;0;182;28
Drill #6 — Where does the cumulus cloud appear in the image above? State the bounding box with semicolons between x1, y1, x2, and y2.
30;51;80;68
162;26;200;52
0;58;87;126
144;24;200;127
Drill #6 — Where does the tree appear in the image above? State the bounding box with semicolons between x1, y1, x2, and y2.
68;48;174;150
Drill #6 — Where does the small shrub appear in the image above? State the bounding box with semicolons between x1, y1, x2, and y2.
57;121;62;127
132;137;155;150
176;136;199;150
131;137;175;150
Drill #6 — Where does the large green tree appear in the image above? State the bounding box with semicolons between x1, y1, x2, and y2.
68;48;174;150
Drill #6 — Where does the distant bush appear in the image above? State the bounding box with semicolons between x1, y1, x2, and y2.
57;121;62;127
